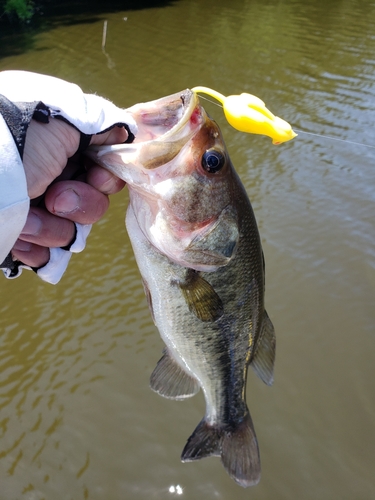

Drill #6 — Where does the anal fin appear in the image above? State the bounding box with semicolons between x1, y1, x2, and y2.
150;349;200;400
251;310;276;386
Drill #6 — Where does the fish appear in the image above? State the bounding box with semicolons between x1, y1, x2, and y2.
87;89;276;487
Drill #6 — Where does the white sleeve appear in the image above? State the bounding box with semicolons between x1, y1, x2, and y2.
0;114;29;264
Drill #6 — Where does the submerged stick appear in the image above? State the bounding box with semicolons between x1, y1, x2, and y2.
102;20;108;50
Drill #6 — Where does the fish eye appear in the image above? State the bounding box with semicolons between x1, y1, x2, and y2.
201;149;225;173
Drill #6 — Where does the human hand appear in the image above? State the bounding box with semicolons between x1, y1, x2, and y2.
0;70;137;283
11;118;127;268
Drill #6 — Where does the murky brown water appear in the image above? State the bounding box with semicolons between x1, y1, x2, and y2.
1;0;375;498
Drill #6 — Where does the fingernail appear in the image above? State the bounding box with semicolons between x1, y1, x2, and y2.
53;189;80;215
21;212;42;236
13;239;32;252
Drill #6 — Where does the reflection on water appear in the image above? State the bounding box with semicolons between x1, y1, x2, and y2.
1;0;375;498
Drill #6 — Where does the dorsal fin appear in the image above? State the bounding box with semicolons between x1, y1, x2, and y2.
251;310;276;386
150;349;200;400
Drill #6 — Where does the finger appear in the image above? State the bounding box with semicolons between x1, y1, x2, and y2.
85;162;125;195
24;119;80;199
18;207;76;248
90;125;129;146
44;180;110;224
52;155;86;183
12;240;50;268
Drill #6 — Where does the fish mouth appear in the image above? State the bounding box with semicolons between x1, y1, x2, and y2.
129;88;199;144
126;88;201;170
88;89;201;177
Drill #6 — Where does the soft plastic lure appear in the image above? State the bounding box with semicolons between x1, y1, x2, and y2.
192;86;297;145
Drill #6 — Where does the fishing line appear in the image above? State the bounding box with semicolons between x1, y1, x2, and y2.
293;129;375;149
198;94;375;150
198;94;223;108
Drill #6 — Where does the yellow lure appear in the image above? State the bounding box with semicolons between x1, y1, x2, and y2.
192;86;297;145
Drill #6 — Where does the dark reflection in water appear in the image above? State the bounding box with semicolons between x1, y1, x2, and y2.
0;0;375;498
0;0;178;58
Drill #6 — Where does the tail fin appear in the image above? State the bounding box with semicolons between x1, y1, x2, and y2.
181;419;221;460
221;412;261;487
181;412;261;488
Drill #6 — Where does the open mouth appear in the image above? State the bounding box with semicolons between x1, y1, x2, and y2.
129;89;198;143
85;89;202;179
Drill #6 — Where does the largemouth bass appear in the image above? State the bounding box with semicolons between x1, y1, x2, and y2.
88;90;276;487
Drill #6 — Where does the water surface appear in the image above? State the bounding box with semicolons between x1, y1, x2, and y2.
1;1;375;498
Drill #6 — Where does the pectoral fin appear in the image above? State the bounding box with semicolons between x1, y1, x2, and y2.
178;271;224;322
150;349;200;400
250;310;276;386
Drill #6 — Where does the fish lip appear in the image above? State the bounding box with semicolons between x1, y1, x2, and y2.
130;88;199;143
161;89;198;139
160;89;198;139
